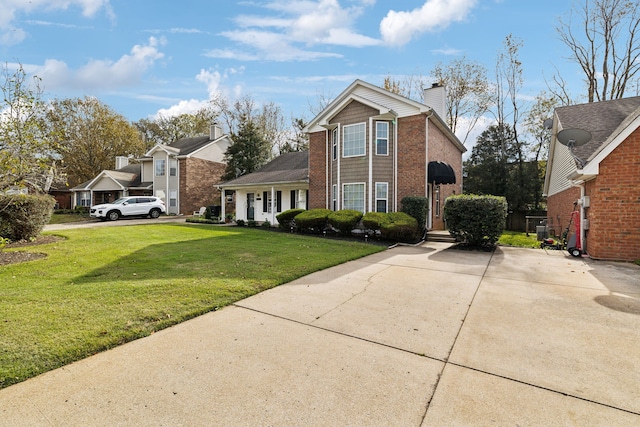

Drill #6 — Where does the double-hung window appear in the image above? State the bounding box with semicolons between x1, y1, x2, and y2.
376;122;389;155
343;183;365;213
155;159;165;177
332;128;338;160
78;191;91;207
343;123;365;157
169;159;177;176
332;184;337;211
375;182;388;213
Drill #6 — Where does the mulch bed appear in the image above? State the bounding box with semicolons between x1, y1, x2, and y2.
0;235;65;266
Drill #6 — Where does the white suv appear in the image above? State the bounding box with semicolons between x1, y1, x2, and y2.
90;196;166;221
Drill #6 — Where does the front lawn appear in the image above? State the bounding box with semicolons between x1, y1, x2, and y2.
0;224;384;389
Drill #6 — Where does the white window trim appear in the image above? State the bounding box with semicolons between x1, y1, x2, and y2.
332;128;338;161
342;122;366;158
169;158;178;176
375;182;388;213
375;121;389;156
155;159;166;177
342;182;366;213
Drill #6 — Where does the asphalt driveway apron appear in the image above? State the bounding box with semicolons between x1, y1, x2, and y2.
1;242;639;426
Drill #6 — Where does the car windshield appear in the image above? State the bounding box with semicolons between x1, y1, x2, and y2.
111;198;129;205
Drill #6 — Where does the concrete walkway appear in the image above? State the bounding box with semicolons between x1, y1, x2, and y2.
1;242;639;426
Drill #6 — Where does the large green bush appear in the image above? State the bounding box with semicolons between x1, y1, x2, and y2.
444;194;507;247
380;212;419;243
401;196;428;234
294;209;331;233
362;212;389;231
0;194;56;241
276;208;305;230
328;210;363;235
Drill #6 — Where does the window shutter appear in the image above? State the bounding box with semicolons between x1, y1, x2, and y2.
290;190;296;209
306;190;309;210
263;191;268;212
276;191;282;212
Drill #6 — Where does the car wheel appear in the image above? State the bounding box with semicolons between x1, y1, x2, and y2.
149;209;161;219
107;210;120;221
569;247;581;257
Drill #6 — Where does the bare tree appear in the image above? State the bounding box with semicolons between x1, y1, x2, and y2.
556;0;640;102
431;57;493;144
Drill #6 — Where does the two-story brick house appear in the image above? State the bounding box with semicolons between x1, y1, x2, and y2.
71;124;232;215
304;79;465;230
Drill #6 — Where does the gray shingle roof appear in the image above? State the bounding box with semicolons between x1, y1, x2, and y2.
219;151;309;186
169;136;213;155
556;96;640;163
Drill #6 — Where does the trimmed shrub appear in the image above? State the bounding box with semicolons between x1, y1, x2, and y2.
261;219;272;228
294;209;331;233
362;211;389;231
380;212;419;243
236;219;245;226
0;194;56;241
401;196;428;234
328;210;363;235
276;208;305;230
444;194;507;248
247;220;258;227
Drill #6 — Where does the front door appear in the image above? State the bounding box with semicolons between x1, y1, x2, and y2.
247;193;255;220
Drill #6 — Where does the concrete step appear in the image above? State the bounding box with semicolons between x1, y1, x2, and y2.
426;231;457;243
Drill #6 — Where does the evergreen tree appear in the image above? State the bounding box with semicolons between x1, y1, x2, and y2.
222;117;270;181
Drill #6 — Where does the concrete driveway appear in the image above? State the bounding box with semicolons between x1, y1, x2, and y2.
1;241;639;426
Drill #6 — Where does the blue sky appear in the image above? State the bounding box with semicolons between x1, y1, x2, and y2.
2;0;579;133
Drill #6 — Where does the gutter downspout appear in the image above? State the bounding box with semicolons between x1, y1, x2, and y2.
570;179;586;255
393;119;398;212
425;110;434;231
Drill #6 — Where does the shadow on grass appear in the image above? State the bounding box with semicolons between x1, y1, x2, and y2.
71;226;384;286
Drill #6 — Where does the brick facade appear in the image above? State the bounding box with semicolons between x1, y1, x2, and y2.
396;115;427;200
584;128;640;261
546;186;581;238
308;131;327;209
179;157;226;215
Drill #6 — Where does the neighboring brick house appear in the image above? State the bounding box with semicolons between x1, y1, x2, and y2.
304;79;465;231
544;97;640;261
71;125;232;215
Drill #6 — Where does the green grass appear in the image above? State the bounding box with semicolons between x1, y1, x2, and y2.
0;224;384;389
49;213;92;224
498;231;541;248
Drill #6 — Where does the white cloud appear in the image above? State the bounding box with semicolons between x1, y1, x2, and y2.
33;37;164;91
380;0;478;46
0;0;114;45
431;47;464;56
153;99;211;119
214;0;379;62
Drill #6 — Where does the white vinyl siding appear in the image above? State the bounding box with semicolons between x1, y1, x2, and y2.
343;123;366;157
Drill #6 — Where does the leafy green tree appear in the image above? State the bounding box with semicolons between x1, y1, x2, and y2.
0;63;56;193
47;97;146;187
222;117;270;181
134;106;219;147
464;125;515;199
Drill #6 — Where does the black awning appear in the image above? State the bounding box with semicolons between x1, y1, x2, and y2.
428;161;456;185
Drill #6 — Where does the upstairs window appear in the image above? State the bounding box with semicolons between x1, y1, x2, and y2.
376;122;389;155
169;158;177;176
155;159;165;177
332;128;338;160
343;123;365;157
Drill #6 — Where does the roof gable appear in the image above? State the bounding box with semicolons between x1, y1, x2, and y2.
219;151;309;187
305;79;430;133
